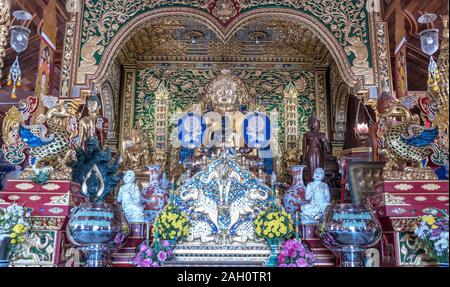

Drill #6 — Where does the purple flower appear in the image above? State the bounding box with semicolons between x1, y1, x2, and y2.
157;251;168;262
288;263;297;267
277;255;285;264
162;240;170;247
145;249;153;257
151;262;160;267
279;263;288;267
167;250;174;257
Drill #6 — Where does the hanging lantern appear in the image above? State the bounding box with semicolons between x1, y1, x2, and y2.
353;100;374;147
418;13;440;75
7;10;31;99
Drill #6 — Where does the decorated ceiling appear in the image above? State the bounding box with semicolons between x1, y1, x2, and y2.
117;16;330;64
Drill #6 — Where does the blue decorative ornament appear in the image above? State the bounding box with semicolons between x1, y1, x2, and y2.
18;124;54;147
243;112;271;149
401;127;439;147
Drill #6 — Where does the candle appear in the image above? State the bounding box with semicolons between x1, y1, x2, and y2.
271;172;276;206
170;177;175;205
154;218;159;242
146;222;150;245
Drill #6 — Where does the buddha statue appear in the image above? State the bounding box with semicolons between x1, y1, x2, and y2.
301;168;330;223
121;124;151;173
77;93;108;149
204;70;247;149
117;170;145;223
302;113;329;182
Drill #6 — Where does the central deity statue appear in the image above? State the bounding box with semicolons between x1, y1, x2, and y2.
203;69;249;149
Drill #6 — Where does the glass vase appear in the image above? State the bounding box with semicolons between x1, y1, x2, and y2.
266;238;282;267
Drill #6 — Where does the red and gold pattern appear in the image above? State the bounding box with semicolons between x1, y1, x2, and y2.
0;179;85;267
369;180;449;266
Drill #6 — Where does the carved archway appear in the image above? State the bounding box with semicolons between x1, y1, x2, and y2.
76;7;362;90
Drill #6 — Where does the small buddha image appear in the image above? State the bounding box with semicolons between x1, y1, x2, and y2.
77;91;108;149
121;124;151;173
301;168;330;223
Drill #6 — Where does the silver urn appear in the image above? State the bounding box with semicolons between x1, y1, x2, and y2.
317;203;382;267
67;202;130;267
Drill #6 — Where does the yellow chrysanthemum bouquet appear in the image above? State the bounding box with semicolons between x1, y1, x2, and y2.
255;205;294;267
152;205;190;244
255;206;294;242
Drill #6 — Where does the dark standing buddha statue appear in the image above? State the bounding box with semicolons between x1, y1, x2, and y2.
302;114;330;182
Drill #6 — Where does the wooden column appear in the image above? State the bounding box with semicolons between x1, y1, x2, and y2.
32;0;58;124
394;0;407;99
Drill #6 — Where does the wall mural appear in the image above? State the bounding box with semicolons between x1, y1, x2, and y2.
133;67;316;155
76;0;373;85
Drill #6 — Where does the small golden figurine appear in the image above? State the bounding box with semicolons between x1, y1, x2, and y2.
77;87;108;149
121;124;151;173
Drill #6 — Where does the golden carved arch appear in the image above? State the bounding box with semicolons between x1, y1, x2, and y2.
78;7;361;90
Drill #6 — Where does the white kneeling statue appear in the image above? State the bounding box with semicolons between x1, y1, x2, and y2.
301;168;330;222
118;170;145;223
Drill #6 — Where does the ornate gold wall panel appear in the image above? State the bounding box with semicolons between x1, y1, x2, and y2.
59;22;76;98
315;68;329;138
119;67;136;149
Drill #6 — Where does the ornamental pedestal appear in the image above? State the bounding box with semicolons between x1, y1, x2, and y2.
111;223;148;267
300;224;336;267
0;179;85;267
369;180;449;267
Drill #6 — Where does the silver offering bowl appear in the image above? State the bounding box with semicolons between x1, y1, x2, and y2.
317;203;382;267
67;202;130;267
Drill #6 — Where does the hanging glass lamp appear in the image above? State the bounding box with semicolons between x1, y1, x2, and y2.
7;10;32;99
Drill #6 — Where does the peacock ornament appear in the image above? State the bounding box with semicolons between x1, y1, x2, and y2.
379;104;448;173
2;100;82;181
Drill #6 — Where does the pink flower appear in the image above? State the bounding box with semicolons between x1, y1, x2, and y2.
140;258;153;267
151;262;160;267
288;263;297;267
277;255;285;264
279;263;288;267
167;250;173;257
296;258;308;267
280;249;289;257
157;251;167;262
298;248;305;257
145;249;153;257
288;250;297;258
140;244;148;252
162;240;170;247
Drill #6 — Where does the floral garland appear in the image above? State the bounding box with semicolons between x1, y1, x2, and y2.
134;240;174;267
278;239;315;267
152;204;190;241
414;208;449;264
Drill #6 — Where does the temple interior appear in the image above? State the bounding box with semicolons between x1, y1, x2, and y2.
0;0;448;268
